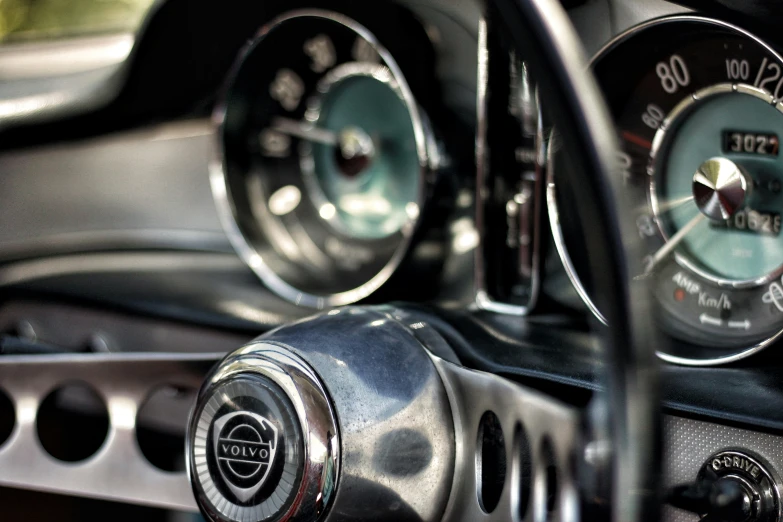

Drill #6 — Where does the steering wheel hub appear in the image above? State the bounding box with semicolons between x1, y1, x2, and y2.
188;345;339;522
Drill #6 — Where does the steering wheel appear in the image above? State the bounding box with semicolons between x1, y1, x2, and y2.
180;0;663;521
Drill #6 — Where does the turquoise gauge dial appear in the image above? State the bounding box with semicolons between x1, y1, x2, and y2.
308;70;421;240
660;90;783;283
550;15;783;362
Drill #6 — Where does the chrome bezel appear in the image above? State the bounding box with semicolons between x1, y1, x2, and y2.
546;14;783;365
545;135;607;325
210;9;431;309
474;19;544;316
698;450;783;521
648;82;783;289
187;342;340;522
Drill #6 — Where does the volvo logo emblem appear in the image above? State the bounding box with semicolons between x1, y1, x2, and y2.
212;411;279;502
188;349;339;522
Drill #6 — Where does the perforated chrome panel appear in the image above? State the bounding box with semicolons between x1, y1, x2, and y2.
0;353;223;510
664;415;783;522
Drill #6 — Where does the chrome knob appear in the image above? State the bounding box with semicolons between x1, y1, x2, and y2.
187;308;455;522
669;450;782;522
187;344;339;522
692;157;751;220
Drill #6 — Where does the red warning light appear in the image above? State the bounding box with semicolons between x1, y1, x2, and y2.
674;288;686;302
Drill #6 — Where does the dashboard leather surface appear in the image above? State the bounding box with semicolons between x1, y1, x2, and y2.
430;309;783;432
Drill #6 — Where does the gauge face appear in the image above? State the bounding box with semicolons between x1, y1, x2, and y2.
214;10;429;308
305;67;421;239
550;16;783;363
654;90;783;283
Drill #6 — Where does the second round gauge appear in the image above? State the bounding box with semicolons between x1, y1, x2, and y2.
214;10;431;308
549;16;783;363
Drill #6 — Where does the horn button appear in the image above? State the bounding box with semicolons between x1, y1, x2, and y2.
202;378;301;506
186;310;456;522
187;348;339;522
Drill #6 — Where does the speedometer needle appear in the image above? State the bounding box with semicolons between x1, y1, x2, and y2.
268;116;376;166
644;213;705;273
270;116;338;146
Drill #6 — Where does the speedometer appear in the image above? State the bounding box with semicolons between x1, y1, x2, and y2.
549;16;783;364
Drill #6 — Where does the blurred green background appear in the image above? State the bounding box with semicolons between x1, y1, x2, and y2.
0;0;156;42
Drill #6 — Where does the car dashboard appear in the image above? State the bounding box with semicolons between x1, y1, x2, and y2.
2;0;783;521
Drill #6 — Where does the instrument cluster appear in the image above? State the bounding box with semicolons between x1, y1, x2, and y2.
550;16;783;364
209;4;783;365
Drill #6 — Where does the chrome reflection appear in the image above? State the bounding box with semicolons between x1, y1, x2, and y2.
268;185;302;216
0;34;134;80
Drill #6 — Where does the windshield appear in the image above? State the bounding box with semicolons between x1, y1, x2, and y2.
0;0;156;42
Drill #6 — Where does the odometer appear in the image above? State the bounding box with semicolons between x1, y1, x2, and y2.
549;16;783;364
722;130;779;157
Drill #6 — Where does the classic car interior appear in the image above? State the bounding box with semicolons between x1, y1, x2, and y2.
3;0;783;521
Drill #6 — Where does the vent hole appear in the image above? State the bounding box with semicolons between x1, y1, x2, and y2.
37;382;108;462
477;411;507;513
0;388;14;447
513;423;532;519
542;437;558;516
136;385;197;472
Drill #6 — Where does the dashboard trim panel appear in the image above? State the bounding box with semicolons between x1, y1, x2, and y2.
0;352;223;511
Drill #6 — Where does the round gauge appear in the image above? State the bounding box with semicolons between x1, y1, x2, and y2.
212;10;431;308
548;16;783;364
